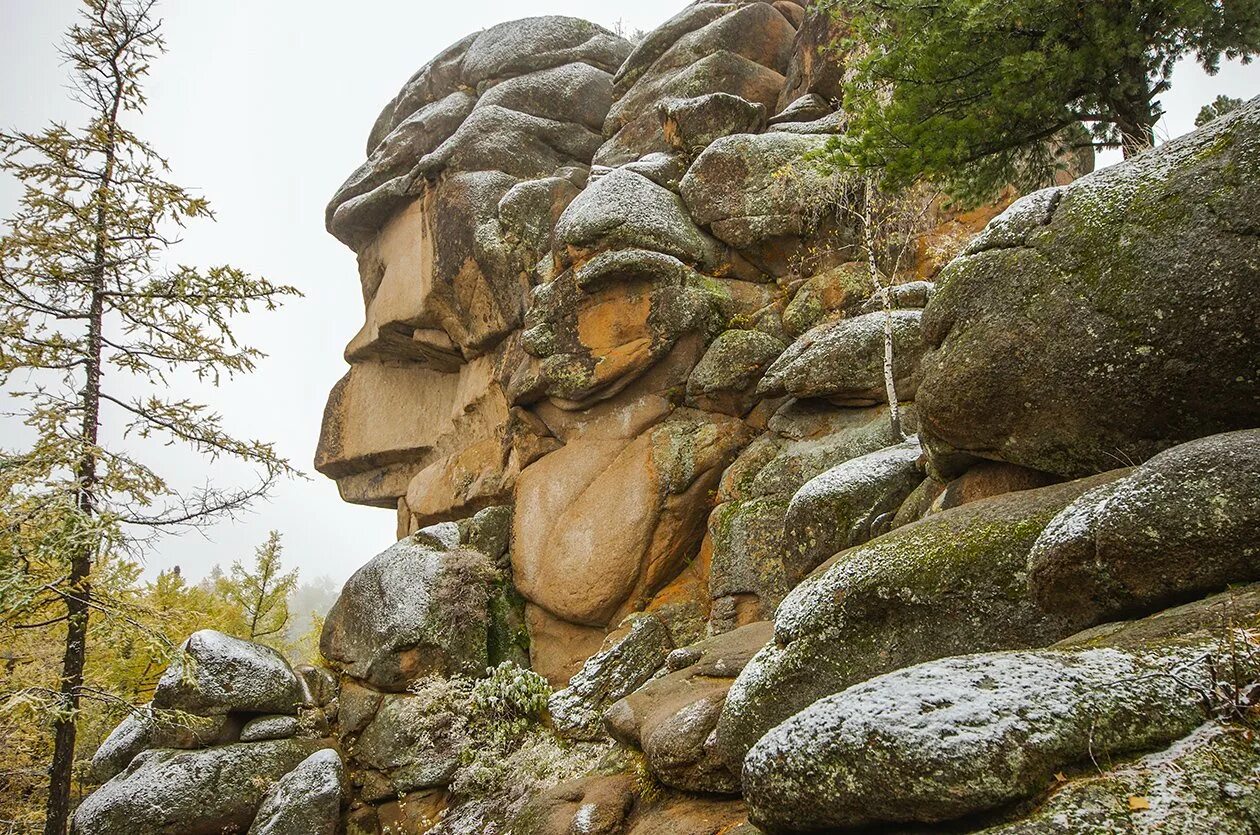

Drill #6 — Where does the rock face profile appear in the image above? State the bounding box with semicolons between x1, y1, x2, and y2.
77;4;1260;834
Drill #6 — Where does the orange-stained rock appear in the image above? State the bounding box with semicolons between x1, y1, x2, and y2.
524;603;608;688
512;407;752;629
930;460;1061;515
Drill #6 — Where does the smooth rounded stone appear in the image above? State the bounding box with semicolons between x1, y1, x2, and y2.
1029;429;1260;632
783;437;925;573
90;707;237;783
554;167;719;266
686;329;785;415
857;279;935;315
612;3;734;92
328;90;476;231
319;538;497;691
604;622;772;794
744;645;1216;832
769;110;847;135
498;174;583;255
476;62;614;131
598;52;788;168
620;152;689;192
767;93;832;126
979;723;1260;835
607;3;795;134
153;630;303;716
917;98;1260;479
460;17;630;88
625;795;751;835
659;93;766;156
352;688;469;796
777;0;849;109
1057;582;1260;652
679;131;833;248
513;774;636;835
781;262;873;338
247;749;346;835
294;665;338;708
240;714;300;743
72;740;322;835
715;472;1122;764
758;309;927;403
415;104;603;182
548;614;673;740
367;32;477;154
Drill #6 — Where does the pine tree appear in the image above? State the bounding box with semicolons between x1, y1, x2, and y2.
216;531;298;646
827;0;1260;201
0;2;298;831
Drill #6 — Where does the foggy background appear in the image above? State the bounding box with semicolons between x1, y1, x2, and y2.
1;0;1256;589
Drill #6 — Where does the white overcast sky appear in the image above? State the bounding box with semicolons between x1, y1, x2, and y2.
1;1;1257;586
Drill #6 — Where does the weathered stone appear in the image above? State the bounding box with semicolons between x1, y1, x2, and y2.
295;664;338;708
716;473;1123;763
555;168;719;266
780;262;873;338
767;93;831;126
685;329;785;415
520;253;731;407
240;714;300;742
680;131;840;263
247;749;346;835
320;538;498;690
353;688;469;795
315;356;510;509
626;795;750;835
759;309;927;404
604;622;772;794
459;17;629;87
783;437;925;573
72;740;322;835
980;723;1260;835
776;2;850;110
549;614;673;739
475;62;613;131
659;93;766;157
744;644;1215;831
1029;429;1260;632
513;407;750;628
928;459;1058;514
367;32;476;154
90;707;237;783
917;99;1260;478
708;402;915;628
152;630;303;716
856;279;935;315
375;789;448;835
512;775;636;835
524;603;608;688
620;152;689;192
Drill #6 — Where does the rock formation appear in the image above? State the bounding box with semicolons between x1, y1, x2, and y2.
77;3;1260;834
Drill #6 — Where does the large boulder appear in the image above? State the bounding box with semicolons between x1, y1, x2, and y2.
71;740;323;835
758;309;927;404
90;707;237;782
1029;429;1260;631
319;537;498;690
152;630;304;716
743;644;1215;832
782;437;924;571
247;749;346;835
352;685;470;797
980;723;1260;835
917;98;1260;479
685;328;785;415
707;402;914;629
715;473;1122;763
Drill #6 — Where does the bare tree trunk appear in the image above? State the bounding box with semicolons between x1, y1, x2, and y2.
862;177;903;439
43;74;121;835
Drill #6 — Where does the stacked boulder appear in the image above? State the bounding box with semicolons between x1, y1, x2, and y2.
77;1;1260;832
75;630;345;835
